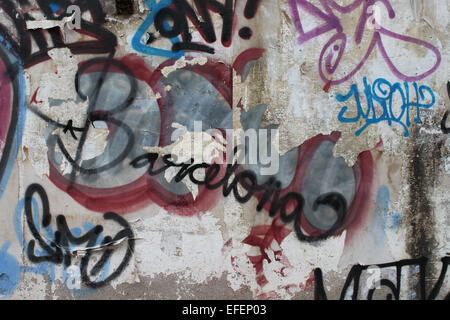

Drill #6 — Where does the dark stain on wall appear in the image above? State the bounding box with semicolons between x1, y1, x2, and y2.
407;127;443;293
115;0;134;15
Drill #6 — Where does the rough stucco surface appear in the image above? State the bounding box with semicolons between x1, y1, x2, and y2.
0;0;448;300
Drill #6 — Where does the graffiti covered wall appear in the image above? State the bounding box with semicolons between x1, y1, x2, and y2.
0;0;448;300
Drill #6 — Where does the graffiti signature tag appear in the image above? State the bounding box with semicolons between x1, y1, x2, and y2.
336;77;435;137
20;184;135;288
288;0;441;86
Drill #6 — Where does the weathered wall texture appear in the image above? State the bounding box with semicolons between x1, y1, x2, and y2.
0;0;448;300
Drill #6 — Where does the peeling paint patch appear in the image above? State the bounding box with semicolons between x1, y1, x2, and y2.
161;57;208;78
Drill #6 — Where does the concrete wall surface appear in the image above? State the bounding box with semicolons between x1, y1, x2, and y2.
0;0;448;300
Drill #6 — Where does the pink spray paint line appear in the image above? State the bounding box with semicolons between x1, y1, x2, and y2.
288;0;441;86
0;54;12;150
